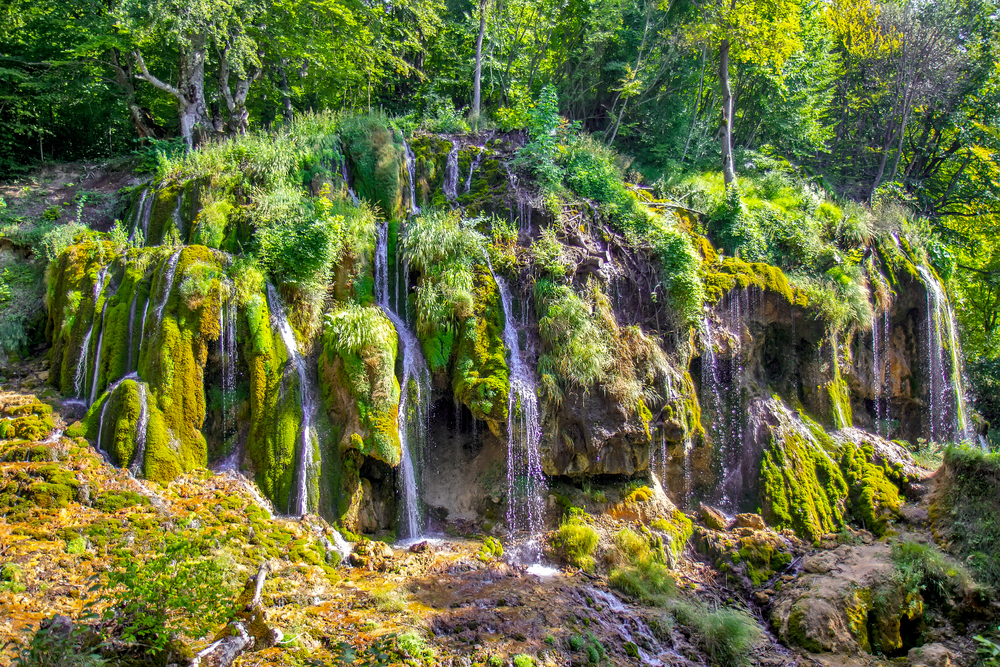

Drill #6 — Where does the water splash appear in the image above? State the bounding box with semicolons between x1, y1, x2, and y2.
484;256;545;563
266;283;319;516
443;143;459;201
74;267;110;400
917;266;969;443
376;223;430;539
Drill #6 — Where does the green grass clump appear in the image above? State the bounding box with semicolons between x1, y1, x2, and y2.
553;518;599;572
891;539;976;604
513;655;535;667
370;589;407;613
671;601;763;667
608;528;676;604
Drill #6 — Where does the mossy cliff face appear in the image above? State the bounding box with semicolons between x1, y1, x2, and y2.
49;243;228;482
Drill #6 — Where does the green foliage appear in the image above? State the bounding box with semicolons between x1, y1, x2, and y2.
10;618;107;667
104;535;236;656
553;517;599;572
890;539;973;603
394;632;436;665
513;86;569;190
476;536;504;564
975;629;1000;667
370;589;408;613
255;184;344;285
670;602;763;667
512;655;535;667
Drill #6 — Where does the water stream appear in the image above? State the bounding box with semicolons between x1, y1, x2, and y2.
129;383;150;476
376;223;430;540
464;146;484;193
219;280;238;454
128;187;152;244
484;256;546;563
266;284;319;516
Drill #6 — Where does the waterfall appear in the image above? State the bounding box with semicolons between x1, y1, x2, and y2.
150;249;183;337
464;147;484;193
700;298;747;513
88;304;108;407
443;143;459;201
266;283;319;516
130;383;150;476
376;223;430;540
403;137;421;215
126;286;140;374
341;161;360;206
94;372;140;463
127;188;151;244
74;267;110;399
485;256;546;562
873;308;891;437
219;280;238;451
917;266;969;443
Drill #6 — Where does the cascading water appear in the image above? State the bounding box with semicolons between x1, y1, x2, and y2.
464;147;484;193
341;161;360;206
74;267;110;400
376;223;430;540
129;383;150;475
94;372;140;461
872;308;891;437
699;290;750;513
917;266;969;443
126;287;140;374
402;137;421;215
484;256;546;563
146;249;182;346
443;143;459;201
266;283;319;516
128;187;152;244
219;280;238;454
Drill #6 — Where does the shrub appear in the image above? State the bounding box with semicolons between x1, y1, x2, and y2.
11;617;107;667
104;535;236;656
513;85;568;190
553;518;599;572
608;528;676;605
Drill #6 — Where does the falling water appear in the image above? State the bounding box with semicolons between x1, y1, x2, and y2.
88;304;108;407
403;137;421;215
464;147;484;193
485;256;545;562
148;249;183;341
129;383;150;476
219;280;238;450
376;223;429;540
341;161;360;206
74;267;110;399
126;287;140;374
443;143;460;201
128;188;152;244
94;372;140;463
872;309;891;437
266;283;319;516
917;266;969;443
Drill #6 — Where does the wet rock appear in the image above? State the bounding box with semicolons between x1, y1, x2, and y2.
803;552;838;574
409;541;432;553
75;483;90;506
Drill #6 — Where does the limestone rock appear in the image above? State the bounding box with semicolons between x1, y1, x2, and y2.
734;513;766;530
909;644;953;667
700;504;728;530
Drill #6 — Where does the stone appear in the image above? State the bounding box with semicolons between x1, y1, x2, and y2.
734;513;766;530
803;552;838;574
909;644;953;667
700;504;728;530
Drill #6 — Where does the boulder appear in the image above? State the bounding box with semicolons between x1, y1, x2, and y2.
909;644;954;667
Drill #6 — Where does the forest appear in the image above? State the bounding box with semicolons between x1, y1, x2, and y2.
1;0;1000;665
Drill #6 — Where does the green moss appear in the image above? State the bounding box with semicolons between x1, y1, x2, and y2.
701;257;799;305
553;517;599;571
651;510;694;559
320;304;401;466
452;269;510;429
759;416;847;542
340;114;404;220
841;443;900;536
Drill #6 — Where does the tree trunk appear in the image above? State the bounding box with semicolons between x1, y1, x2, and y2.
108;49;164;141
682;44;707;163
472;0;486;124
134;32;212;149
719;38;736;185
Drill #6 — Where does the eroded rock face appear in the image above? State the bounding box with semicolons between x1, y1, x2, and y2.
772;544;922;655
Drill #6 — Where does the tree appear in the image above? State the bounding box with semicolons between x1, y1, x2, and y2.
472;0;487;124
689;0;804;184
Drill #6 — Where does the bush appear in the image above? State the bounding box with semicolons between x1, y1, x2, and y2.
11;617;106;667
394;632;435;664
104;535;236;656
553;518;599;572
608;528;676;605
